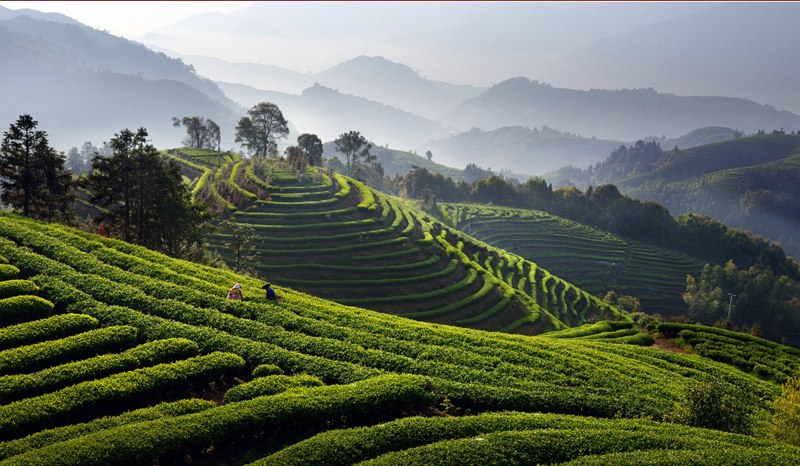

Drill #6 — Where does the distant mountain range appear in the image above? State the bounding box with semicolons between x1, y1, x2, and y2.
0;12;240;150
5;3;800;184
547;2;800;117
215;81;451;150
443;77;800;142
149;52;486;121
425;126;627;176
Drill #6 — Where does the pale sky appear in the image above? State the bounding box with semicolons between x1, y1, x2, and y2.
0;1;253;37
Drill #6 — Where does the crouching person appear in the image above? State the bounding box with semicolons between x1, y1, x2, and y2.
262;283;283;302
226;283;243;301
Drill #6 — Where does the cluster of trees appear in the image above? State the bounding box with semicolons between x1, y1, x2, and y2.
392;166;799;279
626;167;800;261
0;114;216;263
684;260;800;342
66;142;112;176
546;139;664;189
0;115;77;224
87;127;215;262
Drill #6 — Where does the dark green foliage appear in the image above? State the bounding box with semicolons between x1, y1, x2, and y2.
0;279;38;299
253;412;797;466
297;133;324;166
0;313;97;351
0;213;795;463
0;338;199;403
252;364;284;377
0;352;244;441
0;295;53;323
356;427;794;466
334;130;375;176
0;114;77;222
235;102;290;158
0;399;216;461
657;323;800;383
88;127;215;261
0;325;136;376
0;374;433;466
0;265;20;281
683;260;800;341
671;378;762;435
401;164;798;280
543;321;633;339
223;374;324;403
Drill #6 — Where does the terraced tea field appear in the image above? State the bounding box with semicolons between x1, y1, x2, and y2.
660;152;800;221
192;157;624;334
0;213;794;464
447;204;708;315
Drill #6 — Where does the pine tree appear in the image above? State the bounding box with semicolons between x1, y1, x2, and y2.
0;114;76;222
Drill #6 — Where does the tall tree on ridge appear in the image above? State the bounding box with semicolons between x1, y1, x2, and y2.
297;133;324;166
235;102;289;158
334;131;374;176
0;114;77;222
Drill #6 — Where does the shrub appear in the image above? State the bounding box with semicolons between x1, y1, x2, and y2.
0;264;19;280
1;374;434;466
0;279;38;299
0;313;98;351
767;375;800;446
0;398;215;461
669;377;762;435
252;364;284;377
223;374;323;403
0;295;54;323
0;325;137;376
0;338;199;403
0;352;244;440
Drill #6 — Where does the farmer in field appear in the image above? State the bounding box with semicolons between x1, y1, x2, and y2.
262;283;283;302
226;283;243;301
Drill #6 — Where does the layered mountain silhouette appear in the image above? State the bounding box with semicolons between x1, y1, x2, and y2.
0;12;240;150
215;81;450;150
549;2;800;116
443;78;800;142
150;52;486;121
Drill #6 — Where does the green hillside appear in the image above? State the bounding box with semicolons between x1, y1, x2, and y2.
618;134;800;189
193;156;624;335
322;143;463;179
447;204;707;315
658;126;738;150
616;134;800;259
0;212;797;463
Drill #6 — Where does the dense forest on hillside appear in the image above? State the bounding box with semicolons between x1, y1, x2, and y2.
388;167;798;280
546;133;800;260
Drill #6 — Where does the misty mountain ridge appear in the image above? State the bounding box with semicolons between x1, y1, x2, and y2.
215;81;451;150
144;2;716;86
313;56;486;120
426;125;627;176
0;13;241;150
548;2;800;116
0;4;80;26
444;77;800;142
0;15;239;112
146;50;486;120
